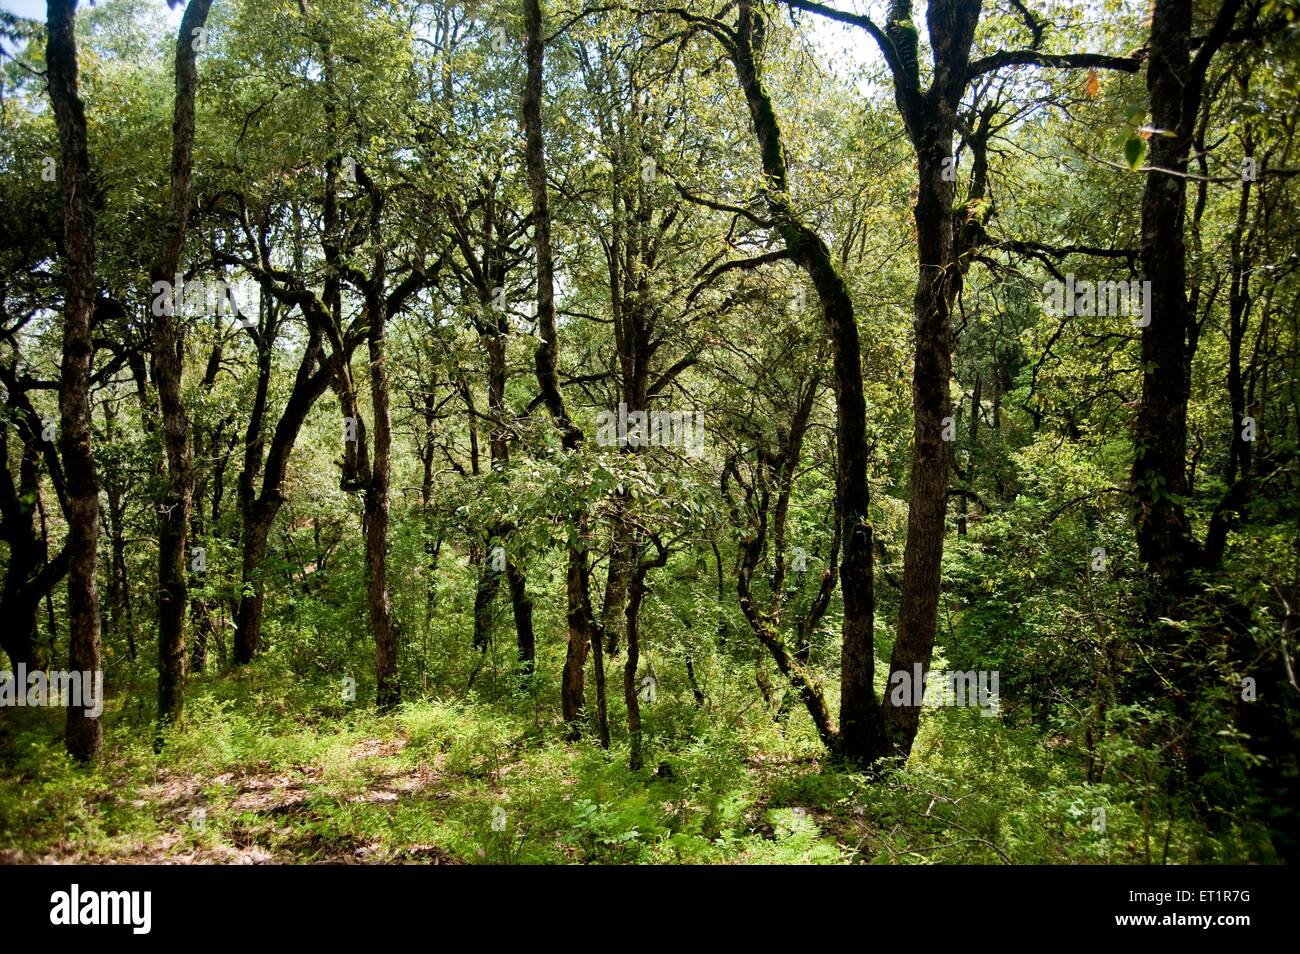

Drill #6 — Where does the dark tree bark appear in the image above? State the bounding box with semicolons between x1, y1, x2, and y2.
232;324;331;665
523;0;605;738
0;370;70;669
471;539;502;655
325;156;443;708
1131;0;1244;591
505;557;536;675
625;537;669;770
331;161;407;710
445;175;538;662
727;374;842;751
219;155;377;665
151;0;215;733
187;330;228;673
364;262;399;711
1129;0;1299;862
872;0;978;761
231;296;277;662
711;0;884;762
45;0;103;762
775;0;1142;760
100;396;135;660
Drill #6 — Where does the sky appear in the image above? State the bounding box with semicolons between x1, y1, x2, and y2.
1;0;50;18
0;0;886;87
0;0;184;31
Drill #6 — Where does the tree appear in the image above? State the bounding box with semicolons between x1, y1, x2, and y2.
44;0;102;763
523;0;608;738
151;0;215;732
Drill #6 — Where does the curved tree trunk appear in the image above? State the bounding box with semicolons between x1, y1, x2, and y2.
0;415;68;669
624;566;648;771
725;0;883;763
232;345;334;662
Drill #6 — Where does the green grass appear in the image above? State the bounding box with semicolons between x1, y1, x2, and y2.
0;659;1275;864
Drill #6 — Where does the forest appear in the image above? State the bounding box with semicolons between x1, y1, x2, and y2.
0;0;1296;867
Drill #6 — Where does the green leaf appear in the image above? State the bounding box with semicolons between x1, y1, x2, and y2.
1123;135;1146;171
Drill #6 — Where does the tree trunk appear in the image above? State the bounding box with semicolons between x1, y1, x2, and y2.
233;319;330;664
524;0;601;736
0;416;66;668
152;0;215;733
601;514;633;656
881;133;959;757
625;538;669;770
562;541;596;732
624;570;647;771
732;378;842;751
472;542;502;654
234;513;272;663
1132;0;1298;860
45;0;103;763
1132;0;1202;591
871;0;981;761
505;558;535;675
365;265;399;711
102;399;135;659
726;0;883;762
1131;0;1244;588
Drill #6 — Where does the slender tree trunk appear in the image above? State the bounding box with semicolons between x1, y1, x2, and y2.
601;514;633;656
625;540;669;770
45;0;103;762
505;558;535;674
561;537;600;736
364;263;400;710
524;0;601;735
590;591;611;749
624;572;647;771
0;421;63;668
726;0;883;762
469;329;528;657
334;358;370;491
733;379;841;750
152;0;215;733
959;372;982;535
102;399;134;659
232;322;273;664
472;543;502;653
111;514;134;660
233;322;330;663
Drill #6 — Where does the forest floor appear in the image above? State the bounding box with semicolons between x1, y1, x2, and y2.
0;660;1262;864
